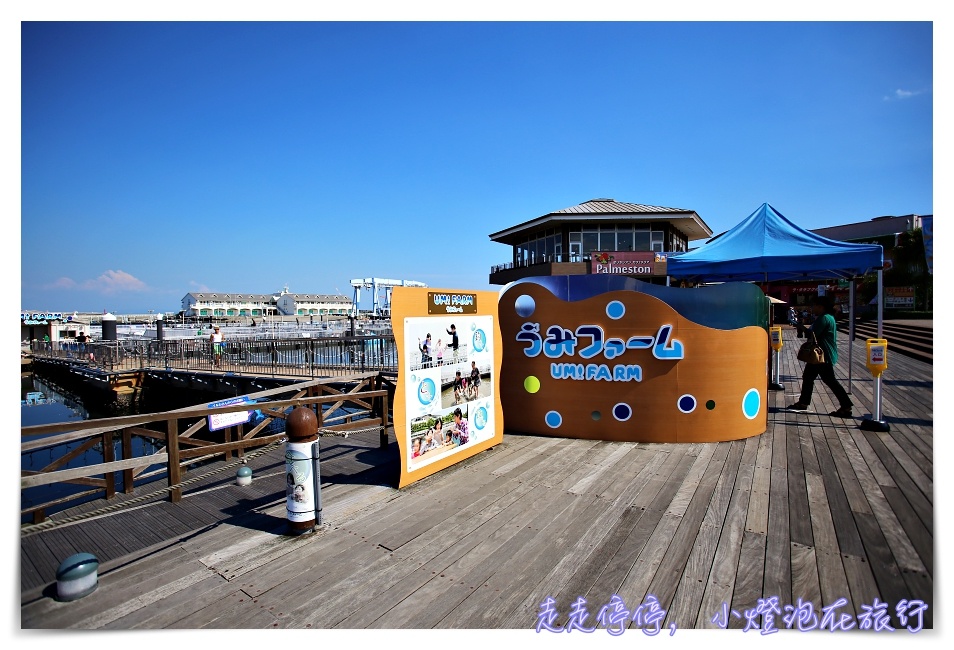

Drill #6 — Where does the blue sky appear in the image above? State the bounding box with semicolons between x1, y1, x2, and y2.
18;20;933;314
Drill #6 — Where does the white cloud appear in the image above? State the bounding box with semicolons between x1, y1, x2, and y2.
189;280;212;292
79;269;148;294
884;88;926;101
45;276;77;289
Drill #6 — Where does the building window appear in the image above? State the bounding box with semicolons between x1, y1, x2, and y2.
199;309;209;316
599;226;616;251
651;231;664;252
581;228;599;254
633;230;651;251
617;227;634;251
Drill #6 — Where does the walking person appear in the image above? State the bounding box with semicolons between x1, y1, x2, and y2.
787;296;853;417
210;325;224;368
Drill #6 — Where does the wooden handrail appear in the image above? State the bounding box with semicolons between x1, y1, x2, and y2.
21;374;391;520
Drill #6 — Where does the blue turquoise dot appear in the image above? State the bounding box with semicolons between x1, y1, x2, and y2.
613;403;632;421
606;300;626;320
678;394;696;413
742;388;761;420
474;407;488;429
545;411;562;428
515;295;536;317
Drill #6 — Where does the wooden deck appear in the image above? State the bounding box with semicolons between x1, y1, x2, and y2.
21;327;933;630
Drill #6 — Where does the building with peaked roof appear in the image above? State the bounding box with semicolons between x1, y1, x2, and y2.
488;198;713;285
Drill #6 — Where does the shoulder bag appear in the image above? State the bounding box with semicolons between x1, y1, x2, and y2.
797;332;826;365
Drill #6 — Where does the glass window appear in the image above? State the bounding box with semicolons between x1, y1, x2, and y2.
582;228;599;254
633;231;651;251
199;309;209;316
617;228;634;251
599;226;616;251
569;231;581;243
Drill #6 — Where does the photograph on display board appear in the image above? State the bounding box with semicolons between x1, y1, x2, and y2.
404;314;495;471
407;406;466;471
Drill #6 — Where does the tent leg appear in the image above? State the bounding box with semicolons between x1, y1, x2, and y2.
848;280;855;395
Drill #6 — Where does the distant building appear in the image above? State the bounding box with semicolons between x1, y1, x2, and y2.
763;213;929;314
810;214;924;246
488;198;713;285
181;287;351;319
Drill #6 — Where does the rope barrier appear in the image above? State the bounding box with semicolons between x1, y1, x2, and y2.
20;422;388;537
19;439;286;537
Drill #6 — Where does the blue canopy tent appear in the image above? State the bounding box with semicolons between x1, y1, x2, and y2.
667;203;887;429
666;203;883;282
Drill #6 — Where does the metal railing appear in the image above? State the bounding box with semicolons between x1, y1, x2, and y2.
28;335;399;378
490;253;585;274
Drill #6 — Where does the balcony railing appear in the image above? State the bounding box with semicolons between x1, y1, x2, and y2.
490;253;585;274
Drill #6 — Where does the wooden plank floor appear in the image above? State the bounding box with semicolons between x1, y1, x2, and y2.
21;327;933;630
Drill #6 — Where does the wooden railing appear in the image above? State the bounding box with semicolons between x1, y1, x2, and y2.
20;373;391;524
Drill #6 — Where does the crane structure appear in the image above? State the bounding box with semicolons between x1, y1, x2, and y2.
350;278;427;318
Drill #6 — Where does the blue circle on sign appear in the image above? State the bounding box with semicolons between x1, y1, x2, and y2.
474;406;488;430
742;388;761;420
613;403;632;421
473;329;487;352
417;378;437;405
606;300;626;320
545;411;562;428
678;394;697;414
515;295;536;317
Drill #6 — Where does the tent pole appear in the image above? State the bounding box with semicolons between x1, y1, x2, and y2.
877;268;883;339
848;279;855;394
861;268;889;431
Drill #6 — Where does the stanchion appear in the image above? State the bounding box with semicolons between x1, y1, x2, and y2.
285;406;320;534
769;326;784;391
860;338;889;432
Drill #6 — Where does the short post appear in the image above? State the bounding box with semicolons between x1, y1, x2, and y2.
236;465;253;486
769;326;784;391
56;553;99;601
860;338;889;432
285;406;319;535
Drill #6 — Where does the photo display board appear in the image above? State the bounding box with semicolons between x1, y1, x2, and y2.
391;287;503;488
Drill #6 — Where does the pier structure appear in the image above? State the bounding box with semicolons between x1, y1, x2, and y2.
350;278;427;318
21;326;932;630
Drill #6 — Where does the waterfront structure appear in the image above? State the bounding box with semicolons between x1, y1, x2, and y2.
487;198;714;285
20;311;90;344
181;287;350;319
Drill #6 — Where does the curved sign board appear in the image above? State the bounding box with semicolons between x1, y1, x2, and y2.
391;287;503;488
498;278;768;443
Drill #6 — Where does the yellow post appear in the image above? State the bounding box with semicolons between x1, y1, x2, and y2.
769;326;784;389
861;338;889;432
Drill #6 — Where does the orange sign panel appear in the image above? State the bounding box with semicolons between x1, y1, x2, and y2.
498;283;767;443
391;287;504;488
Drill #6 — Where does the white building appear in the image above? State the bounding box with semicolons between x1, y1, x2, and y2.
181;288;350;319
